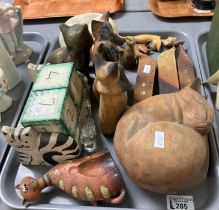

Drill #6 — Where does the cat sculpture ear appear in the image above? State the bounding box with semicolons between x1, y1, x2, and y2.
91;20;104;40
59;23;87;35
100;11;110;22
188;78;201;94
2;126;36;147
2;126;12;137
91;12;111;40
21;127;35;138
59;23;69;35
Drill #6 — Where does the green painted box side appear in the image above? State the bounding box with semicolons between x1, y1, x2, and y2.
61;90;79;137
20;88;78;136
33;62;83;108
69;70;84;108
33;62;74;91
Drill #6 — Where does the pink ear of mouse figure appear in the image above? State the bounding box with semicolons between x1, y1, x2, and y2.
0;2;32;65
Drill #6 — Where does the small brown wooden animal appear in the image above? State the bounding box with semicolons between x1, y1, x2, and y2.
16;150;126;205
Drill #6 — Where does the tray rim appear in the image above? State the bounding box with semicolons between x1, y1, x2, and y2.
1;29;219;210
0;31;49;170
13;0;124;20
194;30;219;154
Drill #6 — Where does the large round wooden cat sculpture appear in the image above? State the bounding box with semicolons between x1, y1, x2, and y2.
114;81;214;194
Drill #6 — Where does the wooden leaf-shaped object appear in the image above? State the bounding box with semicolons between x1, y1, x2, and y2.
134;55;156;102
158;47;179;94
206;2;219;76
176;46;196;89
16;150;126;205
216;83;219;110
204;70;219;110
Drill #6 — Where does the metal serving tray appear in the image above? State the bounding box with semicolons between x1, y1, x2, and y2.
0;32;49;171
195;31;219;151
1;31;219;210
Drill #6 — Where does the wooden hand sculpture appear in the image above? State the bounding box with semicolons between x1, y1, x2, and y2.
114;80;214;194
16;150;126;205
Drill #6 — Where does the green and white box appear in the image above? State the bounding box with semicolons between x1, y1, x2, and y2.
33;62;84;108
21;88;78;136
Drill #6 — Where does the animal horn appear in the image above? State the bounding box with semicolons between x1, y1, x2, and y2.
101;11;110;22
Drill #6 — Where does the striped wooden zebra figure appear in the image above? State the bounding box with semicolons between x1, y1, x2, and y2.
2;126;81;166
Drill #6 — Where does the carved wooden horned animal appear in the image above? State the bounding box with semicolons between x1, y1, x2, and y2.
16;150;126;205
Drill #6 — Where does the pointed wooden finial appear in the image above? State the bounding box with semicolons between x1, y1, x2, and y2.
203;70;219;85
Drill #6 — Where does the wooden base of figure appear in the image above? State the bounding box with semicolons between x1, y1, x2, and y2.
99;92;127;135
13;44;32;65
0;95;12;112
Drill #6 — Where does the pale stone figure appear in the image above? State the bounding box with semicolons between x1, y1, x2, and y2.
0;68;12;118
0;2;32;65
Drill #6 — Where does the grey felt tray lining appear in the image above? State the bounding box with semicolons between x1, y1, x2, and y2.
1;30;219;210
0;32;49;171
195;31;219;153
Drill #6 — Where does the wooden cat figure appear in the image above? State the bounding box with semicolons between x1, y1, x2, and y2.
94;54;130;135
16;150;126;205
2;126;81;166
91;12;136;70
47;23;93;74
91;12;131;134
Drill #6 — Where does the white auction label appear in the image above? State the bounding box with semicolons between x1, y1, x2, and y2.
166;195;194;210
143;65;151;73
32;104;46;116
154;131;165;148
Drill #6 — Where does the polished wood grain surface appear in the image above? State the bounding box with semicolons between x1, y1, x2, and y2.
148;0;214;18
13;0;124;19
